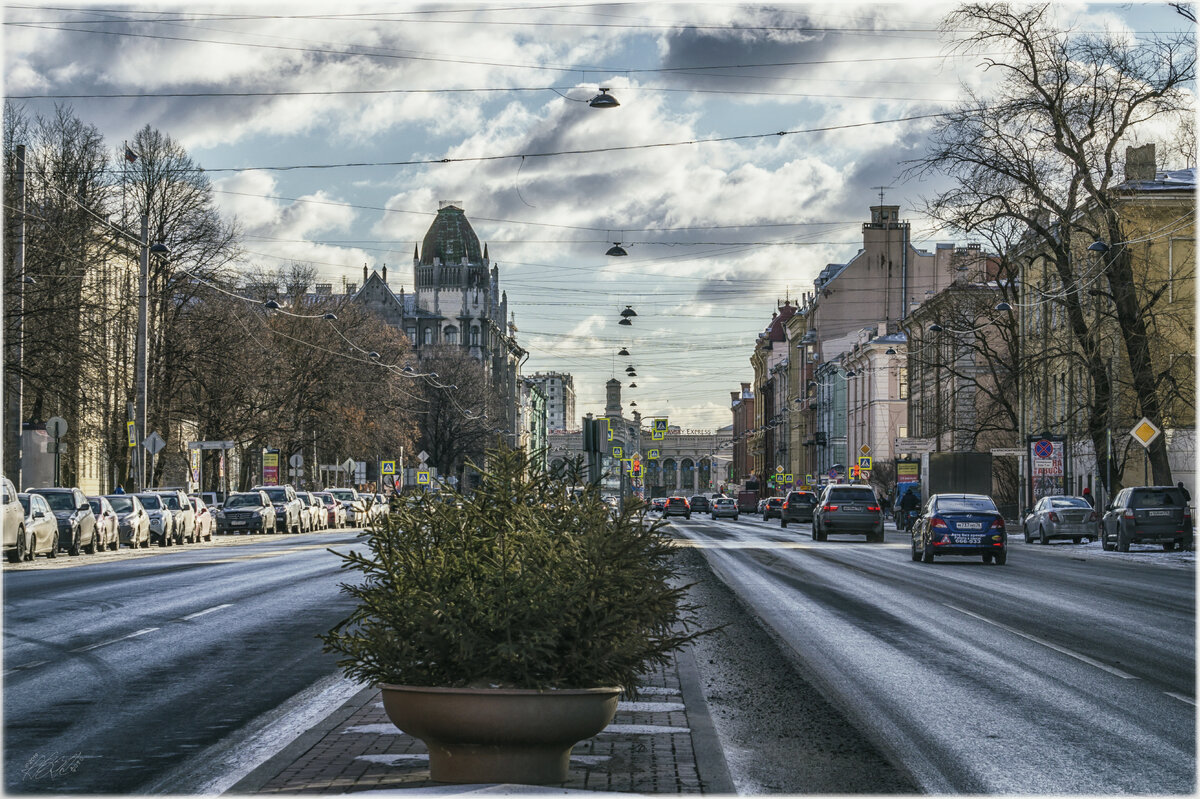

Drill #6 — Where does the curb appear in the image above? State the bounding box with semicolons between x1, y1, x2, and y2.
675;646;736;794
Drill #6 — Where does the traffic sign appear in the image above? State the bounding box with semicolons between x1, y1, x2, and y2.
46;416;67;439
859;444;871;455
805;474;813;485
605;420;613;441
381;460;396;475
417;471;430;485
290;452;304;468
417;450;430;464
143;431;166;454
648;449;660;459
861;469;871;480
858;456;872;470
653;417;668;433
1130;418;1162;449
776;465;784;473
127;421;137;447
783;473;793;484
612;445;623;458
652;431;664;440
1033;439;1054;459
342;457;356;472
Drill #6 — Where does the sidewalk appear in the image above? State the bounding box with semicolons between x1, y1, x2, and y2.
228;647;735;795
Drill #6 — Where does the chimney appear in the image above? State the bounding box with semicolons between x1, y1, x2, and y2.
382;264;387;285
363;263;368;283
1125;143;1157;182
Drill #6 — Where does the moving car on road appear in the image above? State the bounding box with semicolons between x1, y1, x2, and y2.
710;497;739;520
18;492;58;559
31;487;99;556
88;495;121;551
689;495;711;514
762;497;783;520
1099;485;1192;552
217;491;277;534
108;494;150;548
663;496;691;519
812;485;884;542
1023;495;1096;544
912;493;1007;564
137;493;175;547
780;490;817;528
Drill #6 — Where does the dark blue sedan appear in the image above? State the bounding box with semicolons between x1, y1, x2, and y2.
911;493;1008;565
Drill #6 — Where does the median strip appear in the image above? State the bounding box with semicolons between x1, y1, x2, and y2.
944;604;1137;680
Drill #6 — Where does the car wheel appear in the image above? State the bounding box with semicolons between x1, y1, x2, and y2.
921;539;934;563
47;533;58;558
1163;541;1177;552
994;551;1007;565
1117;527;1131;552
1101;528;1113;551
1039;526;1049;545
159;533;169;548
1071;536;1081;544
68;529;81;556
8;527;25;563
911;539;921;561
1024;524;1032;544
733;514;739;521
84;530;97;555
870;529;884;543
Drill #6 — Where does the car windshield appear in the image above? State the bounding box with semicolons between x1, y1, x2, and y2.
767;498;782;506
37;492;75;511
225;494;264;508
264;488;288;502
1130;489;1185;507
108;496;134;513
298;495;312;506
1049;497;1090;509
137;494;163;509
159;495;182;510
936;496;998;514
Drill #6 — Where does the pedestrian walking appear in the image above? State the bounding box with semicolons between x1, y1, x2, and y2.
1081;487;1093;507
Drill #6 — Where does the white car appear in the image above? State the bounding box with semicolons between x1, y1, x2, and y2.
87;495;121;551
3;476;27;563
190;495;214;542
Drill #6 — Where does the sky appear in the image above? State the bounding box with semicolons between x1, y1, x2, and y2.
4;1;1195;432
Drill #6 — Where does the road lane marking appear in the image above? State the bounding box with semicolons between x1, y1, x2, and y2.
182;603;233;620
944;604;1138;680
4;659;47;675
1165;692;1195;706
73;627;158;652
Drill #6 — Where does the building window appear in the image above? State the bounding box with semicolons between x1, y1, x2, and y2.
471;326;480;346
899;367;908;400
406;326;416;342
899;425;908;439
445;326;458;345
423;328;432;345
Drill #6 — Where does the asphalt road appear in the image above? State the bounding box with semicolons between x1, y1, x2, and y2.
3;531;366;794
667;513;1195;794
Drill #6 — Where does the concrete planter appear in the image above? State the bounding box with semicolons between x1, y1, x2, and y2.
380;684;621;784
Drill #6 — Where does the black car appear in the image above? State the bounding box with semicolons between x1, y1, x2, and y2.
217;491;278;534
1099;485;1192;552
663;497;691;519
688;495;710;514
762;497;783;520
780;491;816;527
912;493;1007;565
29;487;98;556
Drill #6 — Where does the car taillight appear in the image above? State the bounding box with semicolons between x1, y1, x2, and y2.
1123;508;1135;519
990;518;1005;531
783;501;790;509
867;505;880;512
930;517;947;528
1048;511;1059;522
824;504;838;512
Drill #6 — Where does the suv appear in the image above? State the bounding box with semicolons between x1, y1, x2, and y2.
710;497;739;520
1100;485;1193;552
3;476;26;563
780;490;817;527
813;485;884;542
254;485;303;534
157;489;195;544
31;487;98;556
217;491;277;534
663;496;691;519
688;495;711;514
762;497;784;520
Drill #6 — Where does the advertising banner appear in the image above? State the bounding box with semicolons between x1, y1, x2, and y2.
1027;434;1067;504
262;449;279;486
897;461;920;483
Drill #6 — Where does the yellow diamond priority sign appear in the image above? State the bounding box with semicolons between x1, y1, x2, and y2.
1130;417;1162;449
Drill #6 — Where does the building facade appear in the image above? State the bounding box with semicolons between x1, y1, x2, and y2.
526;372;576;433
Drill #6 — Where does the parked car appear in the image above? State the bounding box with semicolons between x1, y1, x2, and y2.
1022;495;1097;544
200;491;225;510
87;495;121;551
663;496;691;519
812;485;884;542
31;487;98;556
107;494;150;548
762;497;784;520
780;490;817;527
1099;485;1192;552
911;493;1007;564
216;491;277;534
3;476;27;563
327;487;365;527
313;492;345;529
298;492;322;531
18;492;58;559
157;489;195;544
710;497;739;520
189;495;214;542
689;495;711;514
136;493;175;546
254;485;303;534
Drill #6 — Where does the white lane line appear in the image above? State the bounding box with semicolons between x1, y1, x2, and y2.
4;659;48;675
944;604;1138;680
1165;692;1195;706
182;603;233;621
73;627;159;652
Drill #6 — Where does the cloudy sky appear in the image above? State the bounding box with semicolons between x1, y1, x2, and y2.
5;1;1193;432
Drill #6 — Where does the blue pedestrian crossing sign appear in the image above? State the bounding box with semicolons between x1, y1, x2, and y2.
858;456;872;470
653;418;668;434
381;460;396;475
613;445;623;458
648;449;660;459
417;471;430;485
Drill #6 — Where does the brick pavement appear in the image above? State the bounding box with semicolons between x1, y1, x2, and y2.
230;648;733;795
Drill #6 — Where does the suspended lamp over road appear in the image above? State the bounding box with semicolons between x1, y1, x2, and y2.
618;347;630;356
368;351;380;360
323;313;337;320
620;306;637;318
606;243;628;256
994;302;1013;312
629;401;637;407
589;88;620;108
885;347;897;355
1087;240;1109;253
263;299;280;310
149;243;170;255
618;317;632;325
929;323;944;332
629;382;637;388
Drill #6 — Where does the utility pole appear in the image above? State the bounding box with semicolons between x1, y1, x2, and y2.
135;214;149;491
5;145;26;488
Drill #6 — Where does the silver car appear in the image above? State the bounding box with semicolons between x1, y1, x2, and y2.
709;497;739;520
87;496;121;551
1023;495;1096;544
157;489;195;544
137;492;175;547
18;492;58;559
108;494;150;548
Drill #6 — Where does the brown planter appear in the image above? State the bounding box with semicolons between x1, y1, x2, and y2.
380;684;621;784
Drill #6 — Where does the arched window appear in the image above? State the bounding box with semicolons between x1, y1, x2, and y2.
444;325;458;345
699;459;712;491
423;327;432;345
644;460;660;488
681;459;695;492
471;326;480;346
662;459;677;490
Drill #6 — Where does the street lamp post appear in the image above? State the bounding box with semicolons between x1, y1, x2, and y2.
134;216;169;492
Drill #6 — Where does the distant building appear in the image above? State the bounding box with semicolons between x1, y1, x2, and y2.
526;372;576;433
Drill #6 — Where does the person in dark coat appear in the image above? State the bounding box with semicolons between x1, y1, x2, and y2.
1081;487;1094;507
1177;481;1191;503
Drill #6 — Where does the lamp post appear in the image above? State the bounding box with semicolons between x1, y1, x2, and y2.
5;145;26;489
134;217;169;491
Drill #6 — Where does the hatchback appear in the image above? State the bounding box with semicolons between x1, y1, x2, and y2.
812;485;884;542
761;497;784;520
710;497;739;520
1023;495;1096;544
18;492;59;559
912;493;1007;564
663;497;691;519
689;495;711;514
1100;486;1192;552
31;487;98;555
780;491;817;527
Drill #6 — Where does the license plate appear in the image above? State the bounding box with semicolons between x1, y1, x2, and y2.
957;522;983;529
955;534;983;543
231;521;246;526
1148;510;1172;517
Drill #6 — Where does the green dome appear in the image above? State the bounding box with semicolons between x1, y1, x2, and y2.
419;205;483;266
